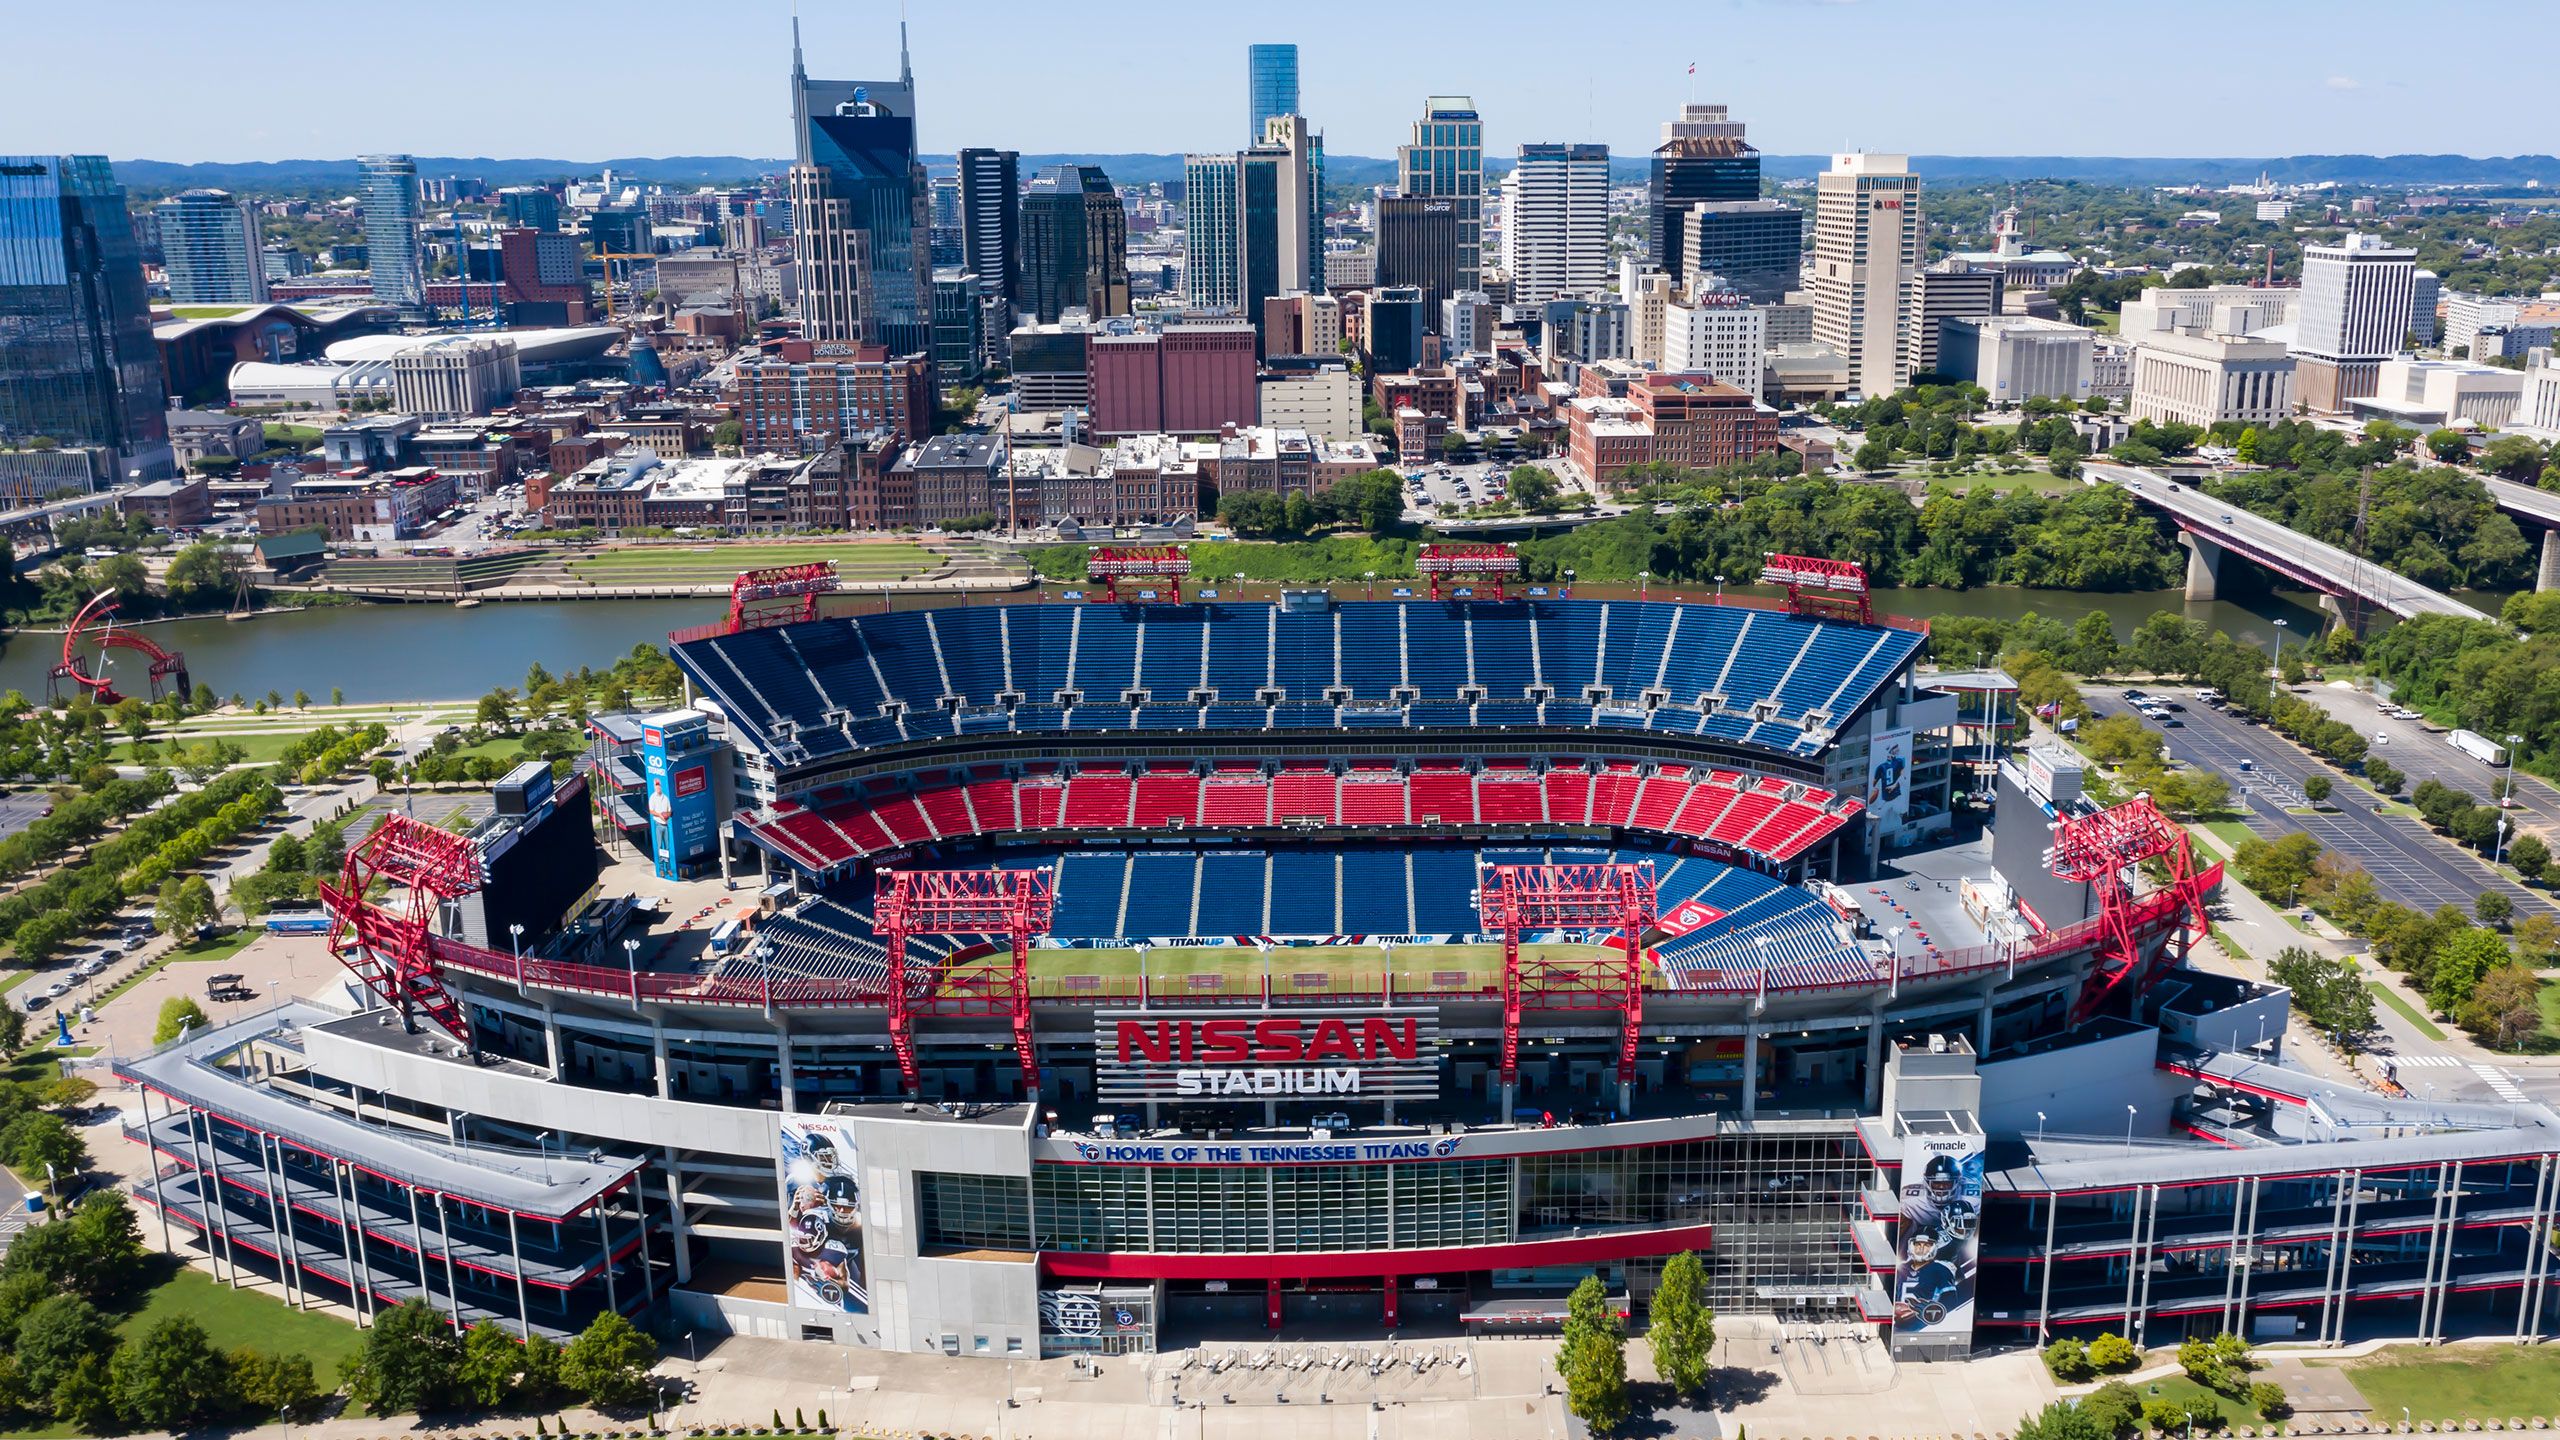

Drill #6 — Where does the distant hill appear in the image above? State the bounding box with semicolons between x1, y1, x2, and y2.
107;151;2560;194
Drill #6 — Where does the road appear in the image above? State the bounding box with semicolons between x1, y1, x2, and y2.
2080;686;2548;921
2083;463;2493;623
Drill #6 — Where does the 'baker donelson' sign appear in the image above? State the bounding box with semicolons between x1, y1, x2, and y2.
1093;1008;1443;1102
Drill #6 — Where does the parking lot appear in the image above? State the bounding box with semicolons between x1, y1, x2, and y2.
2081;686;2549;921
0;792;54;843
2309;681;2558;838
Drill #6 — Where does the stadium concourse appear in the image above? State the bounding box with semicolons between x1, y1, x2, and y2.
134;564;2560;1370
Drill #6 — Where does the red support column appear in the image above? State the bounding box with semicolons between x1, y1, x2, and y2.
1267;1278;1284;1330
1383;1277;1400;1329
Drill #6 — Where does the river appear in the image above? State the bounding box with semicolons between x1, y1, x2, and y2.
0;582;2355;706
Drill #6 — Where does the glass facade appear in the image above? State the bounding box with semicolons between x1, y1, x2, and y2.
1247;44;1298;144
1182;154;1240;311
1397;99;1484;283
809;111;933;357
358;155;422;309
0;155;168;461
156;189;265;304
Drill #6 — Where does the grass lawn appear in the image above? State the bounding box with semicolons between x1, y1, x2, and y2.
2367;979;2448;1042
91;929;259;1010
1938;470;2077;495
166;304;251;319
2134;1374;2273;1432
2341;1343;2560;1423
1025;942;1629;999
117;727;318;764
2202;819;2260;853
2208;925;2255;966
2539;978;2560;1043
0;971;27;996
569;542;931;583
117;1265;364;1386
263;422;323;446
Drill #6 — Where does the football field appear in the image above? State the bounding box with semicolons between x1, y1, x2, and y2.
1024;940;1662;998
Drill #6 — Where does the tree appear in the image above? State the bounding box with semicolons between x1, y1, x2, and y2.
712;419;744;450
2;1114;85;1186
517;1333;567;1408
2458;963;2544;1049
1557;1275;1631;1434
2248;1380;2291;1420
112;1315;239;1429
2016;1400;2111;1440
2232;832;2322;905
2365;758;2404;794
1508;465;1560;510
2086;1331;2139;1372
58;1193;150;1302
14;1295;112;1402
2302;773;2333;803
2425;428;2471;464
2508;834;2550;881
1325;469;1407;534
1646;1251;1714;1397
1853;438;1894;472
560;1310;658;1409
48;1353;117;1433
460;1322;525;1408
477;687;516;731
2427;926;2512;1014
2081;1381;2145;1438
2477;889;2513;926
347;1299;464;1416
2142;1398;2190;1434
154;873;216;937
154;995;210;1044
233;1349;323;1420
2042;1337;2092;1381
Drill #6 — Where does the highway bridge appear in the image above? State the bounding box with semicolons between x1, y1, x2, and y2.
2479;475;2560;592
0;487;124;531
2085;462;2494;628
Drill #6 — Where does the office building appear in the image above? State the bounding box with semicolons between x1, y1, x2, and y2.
155;189;267;304
497;186;560;232
1650;104;1761;283
389;335;521;419
1257;354;1361;440
1365;285;1428;374
932;270;988;384
2128;321;2294;429
2517;347;2560;438
791;20;934;357
359;154;423;310
499;228;590;323
1182;153;1241;311
0;156;170;474
1622;261;1673;368
1500;144;1609;307
1441;290;1498;356
738;339;938;453
1938;316;2094;406
1259;115;1321;302
1089;322;1259;437
2292;233;2417;413
1684;199;1803;305
1376;196;1461;314
2352;357;2523;431
957;148;1020;308
1544;297;1630;369
1397;96;1484;284
1261;291;1341;358
1567;371;1775;490
1663;289;1767;395
587;208;653;257
1019;165;1129;323
1323;242;1374;290
1811;153;1922;399
2409;269;2440;347
1009;319;1094;411
260;246;311;281
1908;260;2003;379
1247;44;1298;143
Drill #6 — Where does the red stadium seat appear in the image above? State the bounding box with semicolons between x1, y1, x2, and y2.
1274;768;1337;822
1133;771;1203;827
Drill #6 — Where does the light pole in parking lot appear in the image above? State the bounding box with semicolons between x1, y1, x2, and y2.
1713;574;1725;602
2269;618;2288;677
1637;571;1649;600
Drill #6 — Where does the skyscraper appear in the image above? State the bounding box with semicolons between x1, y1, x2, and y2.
1500;144;1609;306
2292;233;2418;413
155;188;267;304
1811;152;1922;400
1247;44;1298;143
1019;164;1129;323
1683;200;1803;305
358;154;422;311
791;19;934;357
927;174;963;268
0;156;169;472
1182;153;1241;311
957;148;1019;309
1376;196;1460;314
1649;104;1762;283
1397;96;1484;285
496;186;559;232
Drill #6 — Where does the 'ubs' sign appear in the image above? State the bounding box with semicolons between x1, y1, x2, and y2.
1093;1008;1441;1102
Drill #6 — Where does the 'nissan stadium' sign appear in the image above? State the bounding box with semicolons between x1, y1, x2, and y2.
1093;1007;1441;1102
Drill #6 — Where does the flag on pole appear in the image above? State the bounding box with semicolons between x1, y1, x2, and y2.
1687;61;1696;75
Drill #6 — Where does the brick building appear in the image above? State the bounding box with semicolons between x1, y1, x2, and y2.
736;341;937;455
1087;322;1258;437
1565;372;1775;490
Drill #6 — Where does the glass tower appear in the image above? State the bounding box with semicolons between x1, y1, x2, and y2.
1247;44;1298;144
0;155;169;468
793;20;934;357
156;189;267;304
1182;153;1241;311
358;154;422;310
1397;97;1484;285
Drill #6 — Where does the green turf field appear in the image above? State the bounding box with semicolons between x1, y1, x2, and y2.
568;542;932;583
1025;941;1652;999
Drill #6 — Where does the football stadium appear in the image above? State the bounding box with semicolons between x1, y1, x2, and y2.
120;552;2560;1362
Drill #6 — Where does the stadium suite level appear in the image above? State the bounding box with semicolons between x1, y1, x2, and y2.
140;589;2560;1362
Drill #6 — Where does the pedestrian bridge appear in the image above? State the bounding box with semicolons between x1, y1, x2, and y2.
2085;463;2494;628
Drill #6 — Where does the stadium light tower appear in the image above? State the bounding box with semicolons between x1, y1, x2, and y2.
2047;794;2213;1025
1475;861;1659;1116
874;867;1055;1099
315;812;486;1042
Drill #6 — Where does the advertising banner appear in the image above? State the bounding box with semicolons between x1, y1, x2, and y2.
780;1119;868;1318
1092;1007;1441;1103
1894;1133;1983;1341
1867;727;1914;835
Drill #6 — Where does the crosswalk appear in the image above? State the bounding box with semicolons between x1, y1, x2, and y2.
2470;1063;2530;1103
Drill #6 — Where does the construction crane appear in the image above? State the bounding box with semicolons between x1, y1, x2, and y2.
592;251;655;322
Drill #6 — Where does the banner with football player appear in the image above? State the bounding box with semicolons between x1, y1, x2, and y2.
1893;1134;1982;1342
780;1119;868;1317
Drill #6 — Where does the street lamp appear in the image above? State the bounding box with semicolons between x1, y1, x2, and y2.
1637;570;1650;600
508;922;525;996
2124;1103;2137;1153
2270;618;2288;676
622;937;640;1012
1363;570;1377;601
2036;1110;2047;1144
1713;574;1726;602
1563;568;1577;599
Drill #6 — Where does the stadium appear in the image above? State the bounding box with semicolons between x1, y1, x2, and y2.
120;551;2560;1363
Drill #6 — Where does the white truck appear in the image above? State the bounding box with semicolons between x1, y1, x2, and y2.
2448;729;2508;766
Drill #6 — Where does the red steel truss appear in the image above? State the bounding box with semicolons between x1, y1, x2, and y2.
1416;543;1521;601
1085;545;1189;604
1476;861;1659;1094
51;590;190;705
725;561;840;632
317;813;485;1041
874;867;1055;1097
2048;795;2210;1025
1758;553;1875;627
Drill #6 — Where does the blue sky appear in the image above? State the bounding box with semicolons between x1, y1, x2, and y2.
12;0;2547;164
